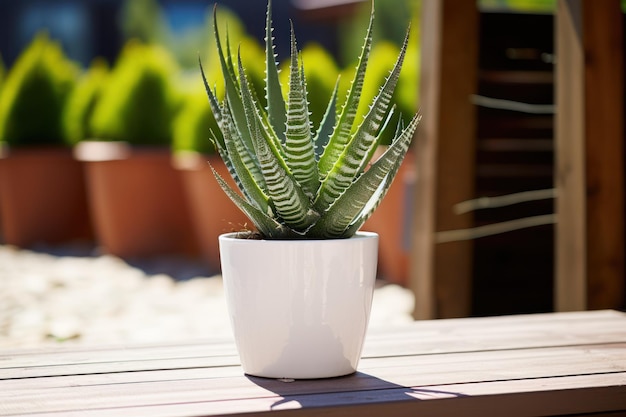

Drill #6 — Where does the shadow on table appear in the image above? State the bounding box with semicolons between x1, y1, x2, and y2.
247;371;467;411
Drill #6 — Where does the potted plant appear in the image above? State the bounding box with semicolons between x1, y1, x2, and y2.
205;1;419;379
74;41;197;259
0;33;92;247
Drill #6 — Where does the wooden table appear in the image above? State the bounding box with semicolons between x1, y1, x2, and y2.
1;310;625;416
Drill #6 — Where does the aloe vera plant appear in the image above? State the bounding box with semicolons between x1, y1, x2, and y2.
202;1;420;239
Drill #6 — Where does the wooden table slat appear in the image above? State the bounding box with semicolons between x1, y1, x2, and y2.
3;373;625;417
0;340;237;367
1;310;625;417
3;310;624;370
1;343;625;414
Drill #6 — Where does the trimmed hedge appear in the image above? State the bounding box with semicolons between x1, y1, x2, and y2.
89;41;179;145
0;33;78;146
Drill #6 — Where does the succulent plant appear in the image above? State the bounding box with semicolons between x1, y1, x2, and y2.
202;1;420;239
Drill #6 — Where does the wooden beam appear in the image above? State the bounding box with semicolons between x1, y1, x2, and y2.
555;0;587;311
555;0;625;311
410;0;478;319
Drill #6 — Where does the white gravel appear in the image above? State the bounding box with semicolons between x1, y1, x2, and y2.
0;244;414;349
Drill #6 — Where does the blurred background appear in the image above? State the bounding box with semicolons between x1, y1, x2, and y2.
0;0;624;347
0;0;421;348
0;0;417;69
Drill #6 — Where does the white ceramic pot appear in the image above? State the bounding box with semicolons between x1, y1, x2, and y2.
219;231;379;379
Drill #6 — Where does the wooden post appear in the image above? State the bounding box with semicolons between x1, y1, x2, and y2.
410;0;478;319
555;0;625;311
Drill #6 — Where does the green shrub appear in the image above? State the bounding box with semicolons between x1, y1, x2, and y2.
0;33;78;146
174;5;247;70
170;4;262;152
172;32;264;155
395;3;420;120
119;0;169;45
172;90;217;155
63;58;109;145
89;40;179;145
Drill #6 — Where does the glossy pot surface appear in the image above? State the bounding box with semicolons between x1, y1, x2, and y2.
219;232;378;379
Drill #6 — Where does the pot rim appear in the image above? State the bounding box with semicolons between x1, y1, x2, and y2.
218;230;378;243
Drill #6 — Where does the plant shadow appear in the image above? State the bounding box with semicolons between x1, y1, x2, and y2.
246;371;467;411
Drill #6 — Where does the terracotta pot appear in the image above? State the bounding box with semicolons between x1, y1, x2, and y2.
173;152;249;273
363;151;416;286
0;146;92;247
219;231;378;379
75;141;197;259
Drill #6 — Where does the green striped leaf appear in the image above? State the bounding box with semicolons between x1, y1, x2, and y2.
213;6;255;157
238;53;319;231
308;112;420;238
314;27;410;212
220;100;272;216
352;26;410;173
199;62;248;198
199;57;223;134
203;0;418;239
313;77;339;161
209;163;295;239
284;23;318;198
342;118;414;237
316;4;375;178
264;0;287;143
